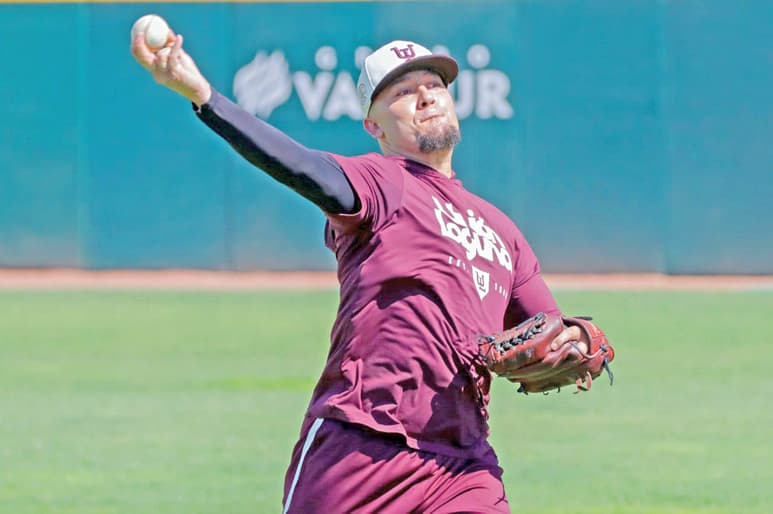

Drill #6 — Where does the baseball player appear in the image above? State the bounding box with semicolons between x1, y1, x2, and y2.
132;32;587;514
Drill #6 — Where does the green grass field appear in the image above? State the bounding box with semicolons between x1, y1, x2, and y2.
0;289;770;513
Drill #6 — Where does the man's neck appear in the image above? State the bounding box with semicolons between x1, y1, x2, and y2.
382;147;454;178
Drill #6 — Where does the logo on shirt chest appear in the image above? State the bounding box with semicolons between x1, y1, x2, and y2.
432;196;512;300
432;196;512;271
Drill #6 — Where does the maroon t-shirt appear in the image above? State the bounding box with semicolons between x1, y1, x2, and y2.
305;153;559;458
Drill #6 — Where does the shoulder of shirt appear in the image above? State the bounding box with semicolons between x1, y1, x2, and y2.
462;191;523;235
331;152;410;172
356;152;401;166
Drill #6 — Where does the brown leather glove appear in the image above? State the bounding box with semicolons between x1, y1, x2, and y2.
478;312;615;394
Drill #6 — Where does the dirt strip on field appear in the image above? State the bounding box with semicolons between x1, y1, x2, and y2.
0;269;772;291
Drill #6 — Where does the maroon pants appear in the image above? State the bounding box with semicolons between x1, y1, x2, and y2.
282;418;510;514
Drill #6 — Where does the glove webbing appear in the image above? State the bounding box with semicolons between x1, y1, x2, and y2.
481;312;548;352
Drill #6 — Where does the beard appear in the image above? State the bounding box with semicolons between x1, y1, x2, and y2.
417;125;461;153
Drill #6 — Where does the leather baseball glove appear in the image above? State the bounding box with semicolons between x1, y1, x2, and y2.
478;312;615;394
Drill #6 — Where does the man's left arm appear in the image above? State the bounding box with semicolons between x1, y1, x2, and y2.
503;232;587;354
504;272;560;329
503;225;560;328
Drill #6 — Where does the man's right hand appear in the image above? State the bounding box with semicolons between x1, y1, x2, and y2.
130;32;212;107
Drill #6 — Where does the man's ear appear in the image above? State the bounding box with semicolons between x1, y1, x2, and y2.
363;118;384;139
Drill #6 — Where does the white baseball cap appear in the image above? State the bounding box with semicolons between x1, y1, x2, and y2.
357;40;459;116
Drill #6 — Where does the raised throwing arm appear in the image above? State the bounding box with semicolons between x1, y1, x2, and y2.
130;28;357;214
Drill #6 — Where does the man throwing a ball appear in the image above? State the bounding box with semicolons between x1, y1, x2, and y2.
132;22;587;514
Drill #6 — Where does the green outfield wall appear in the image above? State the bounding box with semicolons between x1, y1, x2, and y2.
0;0;770;273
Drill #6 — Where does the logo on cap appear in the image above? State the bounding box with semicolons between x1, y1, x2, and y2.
390;44;416;60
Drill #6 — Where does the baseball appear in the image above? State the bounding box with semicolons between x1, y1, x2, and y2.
131;14;171;51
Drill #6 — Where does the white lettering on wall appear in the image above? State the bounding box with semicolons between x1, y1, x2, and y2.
233;43;514;121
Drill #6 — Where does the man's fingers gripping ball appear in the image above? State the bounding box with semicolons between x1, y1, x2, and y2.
155;47;172;73
129;14;176;72
165;35;186;74
130;14;174;52
130;31;155;69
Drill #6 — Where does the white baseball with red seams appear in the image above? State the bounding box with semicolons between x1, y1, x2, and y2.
130;14;171;51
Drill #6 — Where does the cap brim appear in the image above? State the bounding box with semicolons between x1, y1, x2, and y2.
370;54;459;105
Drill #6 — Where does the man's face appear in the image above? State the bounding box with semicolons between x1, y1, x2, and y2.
365;69;461;155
